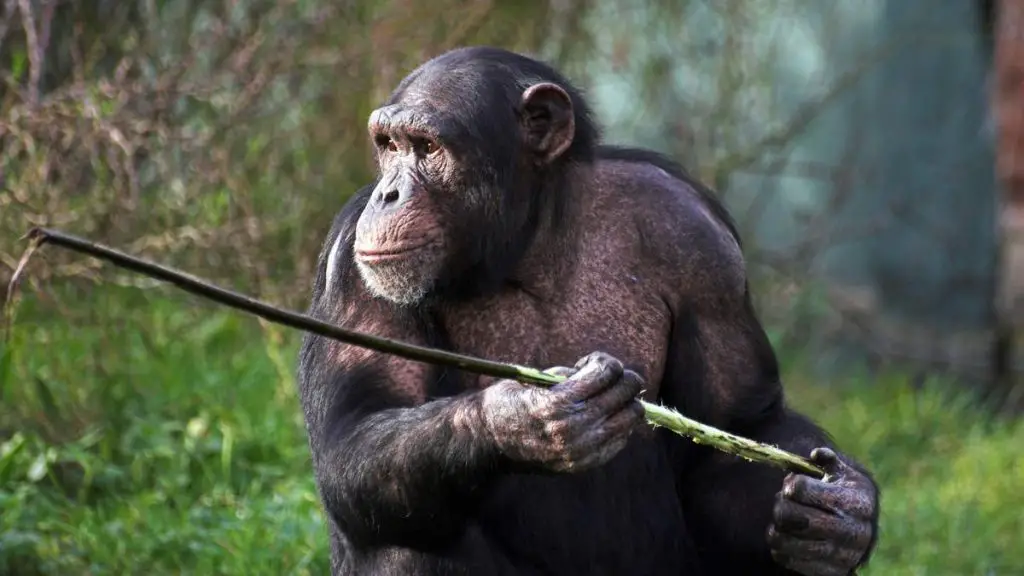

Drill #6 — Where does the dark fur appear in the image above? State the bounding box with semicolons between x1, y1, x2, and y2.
298;46;879;575
979;0;996;51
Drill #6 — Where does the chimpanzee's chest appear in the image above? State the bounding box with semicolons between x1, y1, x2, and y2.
440;269;673;395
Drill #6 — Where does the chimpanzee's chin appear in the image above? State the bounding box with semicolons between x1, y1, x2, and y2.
355;259;438;307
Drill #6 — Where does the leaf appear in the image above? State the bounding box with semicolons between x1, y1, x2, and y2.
33;376;61;424
27;452;48;482
220;422;234;482
0;433;27;483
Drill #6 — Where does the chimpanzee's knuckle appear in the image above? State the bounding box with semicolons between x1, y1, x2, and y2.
576;351;622;375
597;353;624;375
573;353;598;369
623;367;644;384
623;372;644;394
783;474;807;500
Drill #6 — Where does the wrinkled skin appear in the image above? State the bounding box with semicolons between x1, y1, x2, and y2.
769;448;878;575
482;353;646;473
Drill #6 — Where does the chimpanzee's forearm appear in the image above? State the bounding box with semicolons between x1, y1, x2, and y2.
310;372;499;549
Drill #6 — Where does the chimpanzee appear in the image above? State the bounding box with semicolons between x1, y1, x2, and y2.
297;46;879;576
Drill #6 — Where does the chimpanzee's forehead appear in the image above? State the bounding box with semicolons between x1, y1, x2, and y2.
390;65;512;111
376;68;521;140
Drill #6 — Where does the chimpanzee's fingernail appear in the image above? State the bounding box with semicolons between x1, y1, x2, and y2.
811;447;838;465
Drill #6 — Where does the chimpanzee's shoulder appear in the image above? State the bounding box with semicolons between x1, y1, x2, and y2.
592;146;747;301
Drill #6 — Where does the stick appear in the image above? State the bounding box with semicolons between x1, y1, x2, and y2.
3;232;42;344
14;227;825;478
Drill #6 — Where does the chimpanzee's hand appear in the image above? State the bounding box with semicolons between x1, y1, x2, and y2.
767;447;878;576
480;352;645;473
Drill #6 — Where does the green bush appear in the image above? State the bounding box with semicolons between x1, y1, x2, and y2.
1;287;1021;575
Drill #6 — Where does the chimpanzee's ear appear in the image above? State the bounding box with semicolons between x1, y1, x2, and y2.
519;82;576;164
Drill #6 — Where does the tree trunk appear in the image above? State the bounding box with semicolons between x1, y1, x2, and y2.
991;0;1024;412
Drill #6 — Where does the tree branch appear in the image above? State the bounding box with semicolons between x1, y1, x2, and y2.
9;226;825;478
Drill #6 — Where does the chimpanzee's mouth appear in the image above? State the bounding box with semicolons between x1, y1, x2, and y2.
354;241;434;263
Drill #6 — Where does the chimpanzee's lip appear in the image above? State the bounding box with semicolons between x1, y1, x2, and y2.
354;241;433;262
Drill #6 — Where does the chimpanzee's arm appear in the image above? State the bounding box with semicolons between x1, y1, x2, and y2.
296;197;502;550
297;350;500;550
664;289;879;576
641;173;880;574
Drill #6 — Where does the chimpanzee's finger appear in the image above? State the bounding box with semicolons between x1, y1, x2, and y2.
554;353;624;402
574;432;629;471
809;447;853;480
772;497;873;550
768;524;864;569
782;472;875;520
622;368;646;399
602;397;645;436
568;415;632;470
589;368;644;411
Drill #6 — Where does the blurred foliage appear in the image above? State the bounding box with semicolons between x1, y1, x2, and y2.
1;0;1022;574
0;0;596;308
1;289;328;574
1;292;1022;574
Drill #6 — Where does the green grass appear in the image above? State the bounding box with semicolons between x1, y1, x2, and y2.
1;285;1022;575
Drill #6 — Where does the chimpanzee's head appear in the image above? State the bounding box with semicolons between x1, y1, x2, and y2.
352;46;598;306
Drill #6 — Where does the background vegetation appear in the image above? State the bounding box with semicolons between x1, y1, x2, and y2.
1;1;1021;574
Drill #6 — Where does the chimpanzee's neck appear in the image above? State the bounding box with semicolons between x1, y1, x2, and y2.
500;161;587;295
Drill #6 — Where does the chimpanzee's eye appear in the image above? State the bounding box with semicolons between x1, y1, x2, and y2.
411;137;441;156
375;134;398;152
